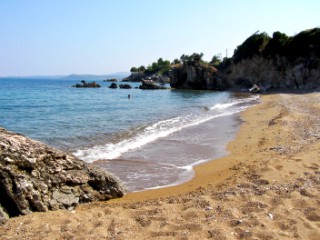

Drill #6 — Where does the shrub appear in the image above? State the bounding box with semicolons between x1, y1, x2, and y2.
233;31;270;63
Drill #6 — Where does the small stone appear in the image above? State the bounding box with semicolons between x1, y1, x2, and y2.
268;213;273;220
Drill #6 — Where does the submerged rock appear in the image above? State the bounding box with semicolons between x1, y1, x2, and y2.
0;128;125;222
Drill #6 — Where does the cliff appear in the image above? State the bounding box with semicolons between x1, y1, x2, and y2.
0;128;125;223
169;28;320;91
220;55;320;90
169;62;227;90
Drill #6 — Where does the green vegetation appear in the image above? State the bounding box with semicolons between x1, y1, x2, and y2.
130;58;171;75
232;27;320;63
129;27;320;75
233;31;270;63
129;53;212;77
145;58;171;75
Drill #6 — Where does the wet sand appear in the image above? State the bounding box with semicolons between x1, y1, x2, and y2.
1;92;320;239
94;112;241;192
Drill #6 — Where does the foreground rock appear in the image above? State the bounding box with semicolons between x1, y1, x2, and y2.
0;128;125;222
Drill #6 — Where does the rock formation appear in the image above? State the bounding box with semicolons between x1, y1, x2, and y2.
0;128;125;223
219;55;320;90
139;79;168;89
109;82;118;89
119;84;132;89
169;62;227;90
72;80;101;88
170;28;320;91
123;73;170;84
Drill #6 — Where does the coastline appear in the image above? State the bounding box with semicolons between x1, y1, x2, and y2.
1;92;320;239
107;95;257;203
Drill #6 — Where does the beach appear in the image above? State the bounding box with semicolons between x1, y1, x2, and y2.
1;92;320;239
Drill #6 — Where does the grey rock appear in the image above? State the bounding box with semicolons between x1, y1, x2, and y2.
139;79;168;89
169;62;226;90
221;55;320;90
0;127;125;222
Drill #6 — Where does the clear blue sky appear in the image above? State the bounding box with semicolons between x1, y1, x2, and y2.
0;0;319;76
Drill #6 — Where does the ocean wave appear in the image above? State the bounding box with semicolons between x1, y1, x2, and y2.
73;95;259;162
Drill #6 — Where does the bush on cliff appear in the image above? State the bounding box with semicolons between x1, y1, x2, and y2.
233;31;270;63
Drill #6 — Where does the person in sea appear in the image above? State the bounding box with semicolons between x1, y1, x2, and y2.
128;94;131;99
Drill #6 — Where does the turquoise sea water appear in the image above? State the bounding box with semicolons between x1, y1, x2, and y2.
0;77;259;191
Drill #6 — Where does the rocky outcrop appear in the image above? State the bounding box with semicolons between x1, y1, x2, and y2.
169;63;227;90
119;84;132;89
221;55;320;90
72;80;101;88
122;73;145;82
109;83;118;89
123;73;170;84
139;79;168;89
0;128;125;222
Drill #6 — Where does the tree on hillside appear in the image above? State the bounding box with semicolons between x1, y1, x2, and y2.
172;59;181;65
210;54;222;68
130;67;139;73
138;65;146;72
263;31;289;56
180;53;204;63
233;31;270;63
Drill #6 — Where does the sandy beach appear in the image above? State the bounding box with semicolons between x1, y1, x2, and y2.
1;92;320;240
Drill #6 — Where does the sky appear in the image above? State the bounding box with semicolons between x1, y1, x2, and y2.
0;0;319;76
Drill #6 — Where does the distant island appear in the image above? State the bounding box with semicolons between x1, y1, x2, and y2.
125;27;320;91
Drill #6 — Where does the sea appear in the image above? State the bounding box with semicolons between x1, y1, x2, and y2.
0;77;259;192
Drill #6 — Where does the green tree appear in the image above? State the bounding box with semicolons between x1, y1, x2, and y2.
172;59;181;64
138;65;146;72
210;54;222;67
233;31;270;63
130;67;138;73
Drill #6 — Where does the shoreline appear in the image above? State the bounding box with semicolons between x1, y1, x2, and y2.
107;95;260;203
2;92;320;239
95;109;244;192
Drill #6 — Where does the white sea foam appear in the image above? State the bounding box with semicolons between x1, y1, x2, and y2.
73;95;259;162
209;95;259;111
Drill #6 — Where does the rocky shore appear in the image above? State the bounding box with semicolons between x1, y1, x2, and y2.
0;128;125;224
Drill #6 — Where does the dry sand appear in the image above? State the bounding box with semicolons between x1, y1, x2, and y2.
1;92;320;240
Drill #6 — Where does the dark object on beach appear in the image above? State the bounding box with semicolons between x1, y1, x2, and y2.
139;79;168;89
0;127;125;223
72;80;101;88
128;94;131;99
119;84;132;89
249;84;262;93
109;82;118;89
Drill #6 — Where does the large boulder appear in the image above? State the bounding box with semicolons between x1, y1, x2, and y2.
0;128;125;222
109;82;118;89
119;84;132;89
